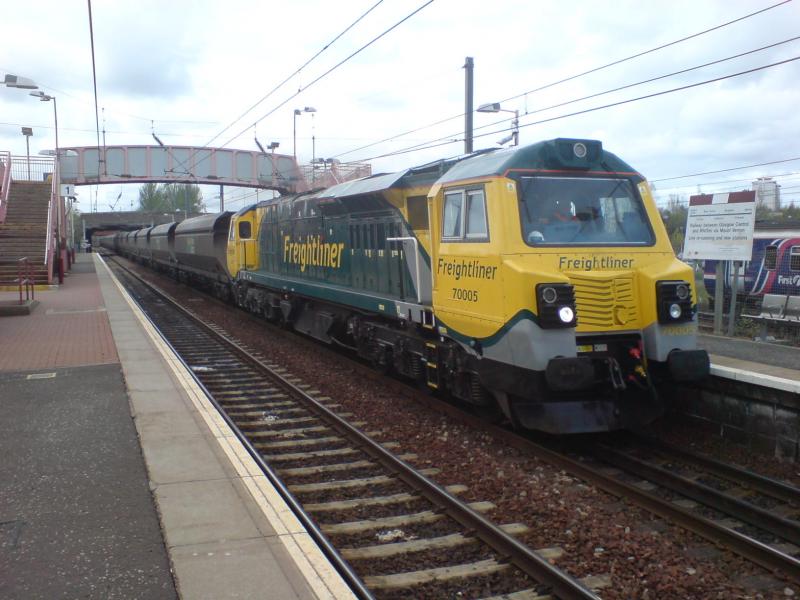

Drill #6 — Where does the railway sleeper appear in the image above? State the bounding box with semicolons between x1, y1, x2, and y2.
341;524;531;560
277;453;417;478
321;502;495;535
255;435;343;450
362;559;508;590
264;442;400;463
225;405;306;415
288;469;440;494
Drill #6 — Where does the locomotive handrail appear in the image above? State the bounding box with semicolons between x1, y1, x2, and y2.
386;236;422;303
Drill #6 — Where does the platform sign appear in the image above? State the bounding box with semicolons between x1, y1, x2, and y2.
683;191;756;261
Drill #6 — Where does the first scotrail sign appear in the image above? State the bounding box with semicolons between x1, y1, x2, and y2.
683;191;756;261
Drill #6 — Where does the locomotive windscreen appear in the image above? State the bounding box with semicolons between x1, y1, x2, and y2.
517;176;655;246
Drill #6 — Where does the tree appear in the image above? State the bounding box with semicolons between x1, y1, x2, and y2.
137;183;205;215
137;183;164;212
658;194;688;253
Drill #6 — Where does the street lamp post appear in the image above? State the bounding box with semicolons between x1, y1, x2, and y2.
30;91;58;159
268;141;279;187
21;127;33;180
292;106;316;162
30;90;64;283
4;74;66;282
477;102;520;146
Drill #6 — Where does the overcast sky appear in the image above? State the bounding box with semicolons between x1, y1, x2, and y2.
2;0;799;213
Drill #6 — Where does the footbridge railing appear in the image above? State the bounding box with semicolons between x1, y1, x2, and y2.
58;145;311;193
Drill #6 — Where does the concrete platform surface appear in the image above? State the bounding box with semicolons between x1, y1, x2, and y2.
0;363;177;599
97;253;355;600
1;253;356;600
699;333;800;374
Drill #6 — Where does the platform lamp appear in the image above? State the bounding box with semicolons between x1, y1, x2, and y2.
30;91;59;161
268;141;279;188
292;106;316;161
21;127;33;180
477;102;520;146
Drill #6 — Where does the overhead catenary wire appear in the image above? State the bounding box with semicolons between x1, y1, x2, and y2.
493;0;793;107
200;0;386;150
355;55;800;163
219;0;436;149
332;0;794;159
348;36;800;162
169;0;435;179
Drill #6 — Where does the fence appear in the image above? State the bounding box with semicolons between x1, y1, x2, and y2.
9;155;54;182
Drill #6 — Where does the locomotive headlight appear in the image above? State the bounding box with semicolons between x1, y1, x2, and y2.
536;283;577;329
669;303;682;319
657;280;694;324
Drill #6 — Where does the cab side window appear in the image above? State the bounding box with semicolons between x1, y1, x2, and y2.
442;191;463;239
465;190;487;239
238;221;252;239
442;187;488;242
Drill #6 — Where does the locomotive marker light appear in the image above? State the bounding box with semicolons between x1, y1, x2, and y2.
541;286;558;304
536;283;577;328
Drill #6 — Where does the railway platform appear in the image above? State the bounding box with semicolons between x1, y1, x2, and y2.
699;333;800;390
1;253;798;599
0;253;354;599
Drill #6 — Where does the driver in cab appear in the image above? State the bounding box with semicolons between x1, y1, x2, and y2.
527;197;579;244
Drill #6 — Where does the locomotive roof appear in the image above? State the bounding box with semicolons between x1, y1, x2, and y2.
436;138;643;184
314;139;641;202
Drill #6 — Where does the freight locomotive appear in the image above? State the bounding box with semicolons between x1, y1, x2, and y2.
100;138;709;434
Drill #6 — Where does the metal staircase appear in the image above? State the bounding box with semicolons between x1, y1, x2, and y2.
0;182;52;286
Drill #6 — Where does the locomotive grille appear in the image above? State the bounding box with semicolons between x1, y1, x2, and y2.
569;273;638;328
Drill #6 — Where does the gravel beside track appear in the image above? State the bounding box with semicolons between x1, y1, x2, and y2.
120;257;799;599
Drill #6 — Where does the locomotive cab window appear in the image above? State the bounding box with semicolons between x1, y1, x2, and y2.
765;245;778;270
442;187;488;242
238;221;252;239
790;246;800;272
517;175;654;246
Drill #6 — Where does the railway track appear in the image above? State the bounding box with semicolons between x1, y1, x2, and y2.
106;257;603;600
107;253;800;591
579;435;800;568
463;421;800;582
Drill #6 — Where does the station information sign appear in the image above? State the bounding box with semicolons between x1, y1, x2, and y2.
682;191;756;261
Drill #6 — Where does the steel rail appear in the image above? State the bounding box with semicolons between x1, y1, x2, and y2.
588;442;800;546
630;434;800;505
365;389;800;581
105;259;374;600
109;257;600;600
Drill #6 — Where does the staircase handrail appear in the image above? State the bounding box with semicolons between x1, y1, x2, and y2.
44;174;54;268
0;151;11;222
16;257;35;304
